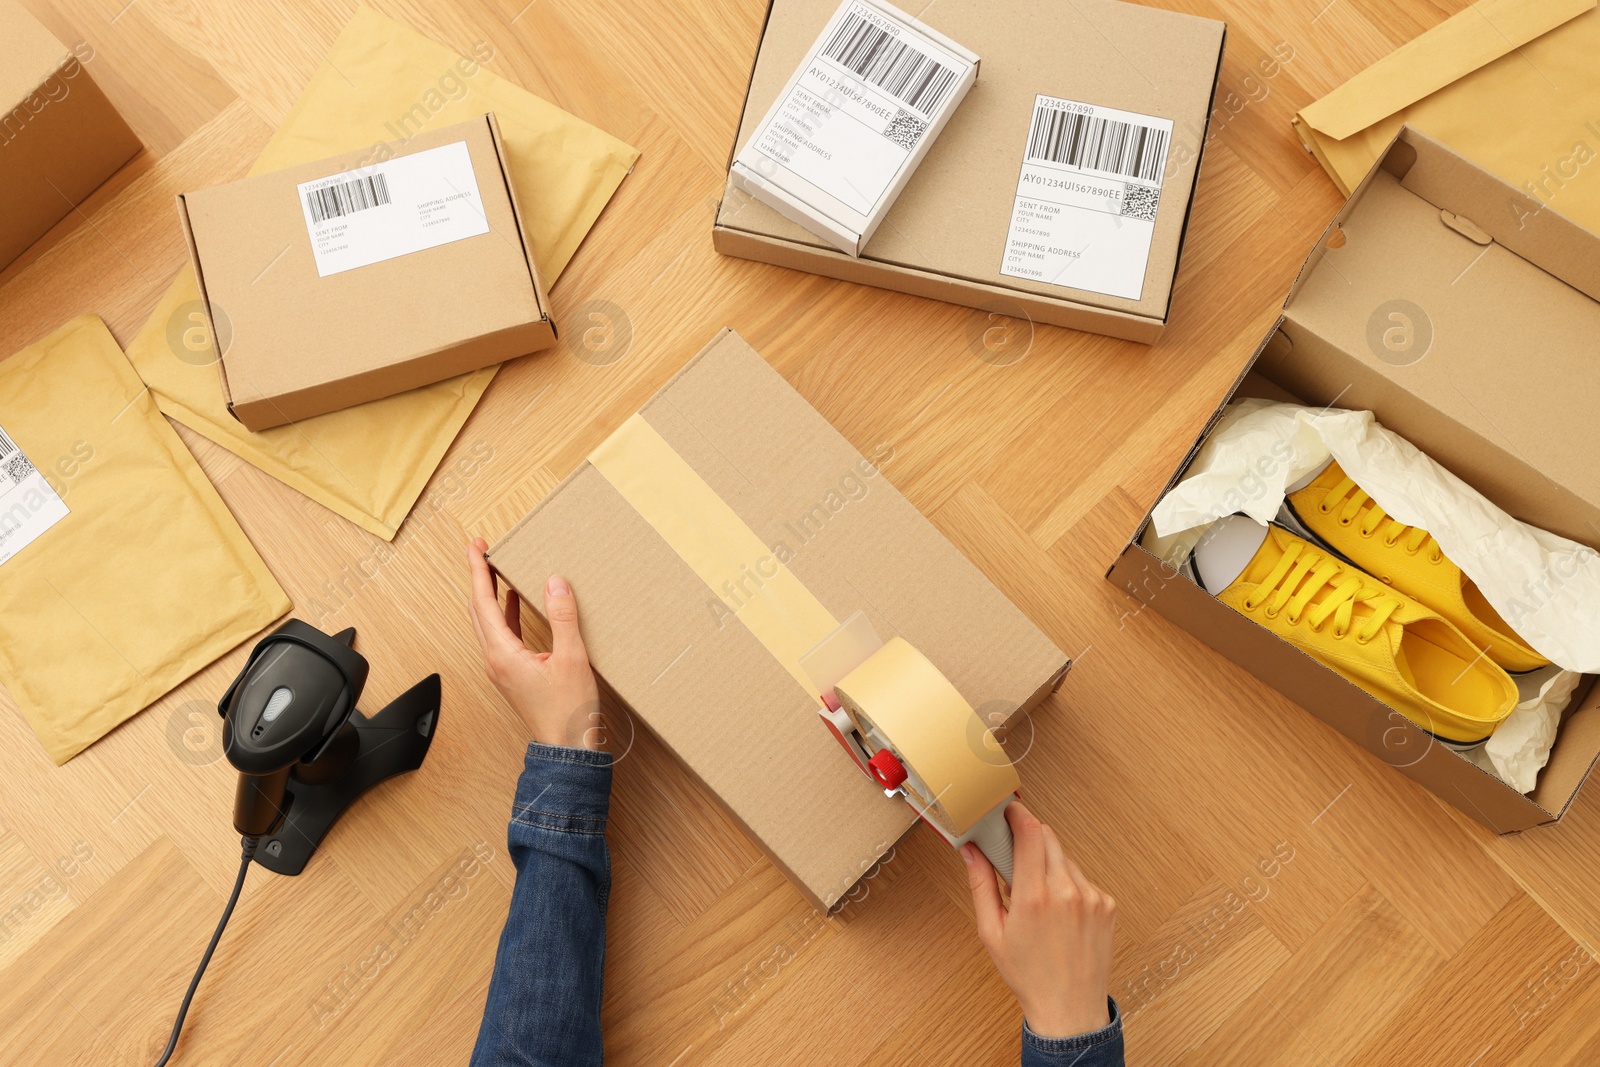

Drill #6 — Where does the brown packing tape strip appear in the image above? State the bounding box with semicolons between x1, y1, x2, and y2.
587;413;839;696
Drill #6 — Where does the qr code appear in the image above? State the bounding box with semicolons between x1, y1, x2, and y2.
1120;182;1161;221
4;453;35;484
882;109;928;151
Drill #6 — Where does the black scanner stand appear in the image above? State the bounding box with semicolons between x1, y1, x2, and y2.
253;670;439;875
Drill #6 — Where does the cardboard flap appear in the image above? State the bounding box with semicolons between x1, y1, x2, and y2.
1531;677;1600;816
1276;130;1600;541
1390;128;1600;301
1295;0;1589;140
1282;127;1413;307
1290;126;1600;308
0;0;71;105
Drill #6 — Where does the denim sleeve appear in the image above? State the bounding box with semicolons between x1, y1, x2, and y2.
1020;998;1125;1067
470;742;614;1067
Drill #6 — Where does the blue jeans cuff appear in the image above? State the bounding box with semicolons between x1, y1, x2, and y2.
511;742;614;834
1023;997;1123;1052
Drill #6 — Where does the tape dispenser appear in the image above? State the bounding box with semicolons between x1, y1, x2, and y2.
804;612;1019;884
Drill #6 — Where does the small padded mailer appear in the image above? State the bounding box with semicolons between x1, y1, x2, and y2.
0;316;289;764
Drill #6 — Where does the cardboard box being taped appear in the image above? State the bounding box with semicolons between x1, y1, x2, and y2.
490;329;1070;910
0;0;141;271
715;0;1226;343
177;113;555;431
1109;127;1600;833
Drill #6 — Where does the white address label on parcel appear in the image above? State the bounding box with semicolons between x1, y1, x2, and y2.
1000;96;1173;301
0;425;68;568
297;140;490;278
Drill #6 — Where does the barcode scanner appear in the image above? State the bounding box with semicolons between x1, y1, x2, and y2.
153;620;439;1065
216;618;439;871
220;621;369;837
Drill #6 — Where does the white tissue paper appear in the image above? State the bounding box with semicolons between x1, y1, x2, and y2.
1147;398;1600;793
1462;668;1581;793
1151;398;1600;672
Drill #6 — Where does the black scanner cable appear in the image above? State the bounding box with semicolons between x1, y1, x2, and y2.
150;836;258;1066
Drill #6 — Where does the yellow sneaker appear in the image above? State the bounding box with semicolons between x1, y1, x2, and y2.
1192;517;1518;745
1281;460;1549;674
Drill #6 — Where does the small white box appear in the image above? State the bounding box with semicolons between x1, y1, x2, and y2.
730;0;979;256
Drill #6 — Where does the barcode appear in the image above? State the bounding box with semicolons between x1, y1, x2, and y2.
2;454;32;485
305;172;392;224
821;10;957;115
1027;105;1168;184
0;427;32;486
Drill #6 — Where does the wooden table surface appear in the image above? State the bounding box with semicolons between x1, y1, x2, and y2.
5;1;1600;1064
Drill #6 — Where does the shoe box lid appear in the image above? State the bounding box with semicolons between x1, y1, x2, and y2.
1267;126;1600;548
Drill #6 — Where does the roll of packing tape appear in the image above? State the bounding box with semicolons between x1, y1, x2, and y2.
833;638;1020;838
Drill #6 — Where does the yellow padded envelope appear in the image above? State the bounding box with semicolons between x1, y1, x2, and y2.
126;7;639;539
1295;0;1600;233
0;316;290;764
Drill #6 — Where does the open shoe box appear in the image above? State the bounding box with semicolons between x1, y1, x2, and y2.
1107;126;1600;833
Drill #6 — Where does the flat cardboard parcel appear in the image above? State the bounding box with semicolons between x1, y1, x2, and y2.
1109;127;1600;833
491;329;1069;910
715;0;1226;342
178;114;555;431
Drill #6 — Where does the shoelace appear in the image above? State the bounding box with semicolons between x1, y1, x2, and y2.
1243;539;1401;643
1319;477;1443;563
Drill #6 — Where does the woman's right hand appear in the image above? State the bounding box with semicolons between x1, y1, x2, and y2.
963;800;1117;1038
